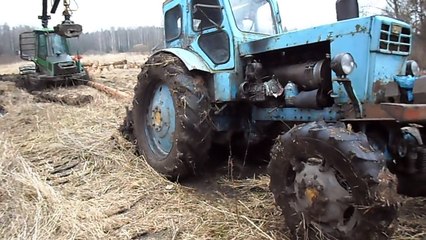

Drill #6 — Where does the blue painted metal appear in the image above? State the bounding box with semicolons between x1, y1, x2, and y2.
162;1;185;49
161;0;285;101
163;0;280;72
252;107;340;122
394;75;417;89
239;16;412;104
370;16;412;56
146;84;176;156
159;48;212;72
394;75;417;102
213;72;241;102
161;1;420;125
284;82;299;106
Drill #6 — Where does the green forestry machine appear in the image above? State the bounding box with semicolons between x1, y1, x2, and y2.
18;0;87;91
123;0;426;239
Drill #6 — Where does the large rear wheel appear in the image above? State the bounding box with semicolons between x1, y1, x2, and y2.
269;121;399;239
132;53;212;180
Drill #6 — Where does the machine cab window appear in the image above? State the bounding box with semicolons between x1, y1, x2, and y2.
191;0;230;65
49;34;69;55
192;0;223;31
38;34;48;59
165;5;183;41
230;0;276;35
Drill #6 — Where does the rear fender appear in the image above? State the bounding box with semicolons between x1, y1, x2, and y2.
157;48;212;73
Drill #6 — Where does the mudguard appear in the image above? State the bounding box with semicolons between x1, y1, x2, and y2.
157;48;212;73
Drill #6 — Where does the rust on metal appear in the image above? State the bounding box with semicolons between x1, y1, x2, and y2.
381;103;426;122
343;103;426;122
305;187;319;205
413;76;426;104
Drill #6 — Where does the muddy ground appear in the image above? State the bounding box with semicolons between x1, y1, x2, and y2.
0;58;425;240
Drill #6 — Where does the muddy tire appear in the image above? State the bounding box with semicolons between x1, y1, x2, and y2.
17;74;86;92
269;121;398;240
132;53;212;180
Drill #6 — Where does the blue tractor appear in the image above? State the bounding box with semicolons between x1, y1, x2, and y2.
126;0;426;238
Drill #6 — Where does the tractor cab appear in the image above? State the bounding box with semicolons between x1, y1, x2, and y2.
19;29;83;77
163;0;282;71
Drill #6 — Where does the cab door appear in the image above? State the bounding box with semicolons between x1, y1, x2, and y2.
189;0;235;70
36;33;49;61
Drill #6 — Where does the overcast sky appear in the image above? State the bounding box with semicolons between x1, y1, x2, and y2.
0;0;387;32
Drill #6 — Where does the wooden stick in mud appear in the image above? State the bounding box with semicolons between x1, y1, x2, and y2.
34;92;94;106
86;81;131;100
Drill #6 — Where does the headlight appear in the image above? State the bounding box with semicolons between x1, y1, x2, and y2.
406;60;420;76
331;53;356;77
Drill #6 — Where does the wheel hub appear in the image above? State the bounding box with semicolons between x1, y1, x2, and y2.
293;158;359;233
145;84;175;156
151;107;170;134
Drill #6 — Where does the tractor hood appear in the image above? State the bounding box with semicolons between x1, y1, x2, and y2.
238;15;411;57
239;15;414;104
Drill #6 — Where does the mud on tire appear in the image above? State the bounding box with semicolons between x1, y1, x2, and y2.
268;121;398;240
132;53;212;180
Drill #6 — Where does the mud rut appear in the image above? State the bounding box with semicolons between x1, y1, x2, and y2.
0;71;425;239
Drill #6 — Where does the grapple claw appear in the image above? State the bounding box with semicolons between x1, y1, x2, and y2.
54;23;82;38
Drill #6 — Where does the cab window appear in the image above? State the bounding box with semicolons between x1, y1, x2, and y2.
165;5;182;41
49;34;68;55
38;34;48;59
192;0;223;31
230;0;276;35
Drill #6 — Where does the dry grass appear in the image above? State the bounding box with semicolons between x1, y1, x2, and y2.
0;61;32;75
81;52;148;66
0;54;425;239
0;52;148;75
0;74;287;240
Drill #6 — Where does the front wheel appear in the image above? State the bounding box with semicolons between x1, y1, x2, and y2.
269;121;399;239
132;53;212;180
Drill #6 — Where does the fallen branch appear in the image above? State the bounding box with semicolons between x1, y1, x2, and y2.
86;81;131;100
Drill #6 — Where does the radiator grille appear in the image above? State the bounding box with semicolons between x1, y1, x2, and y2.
379;23;411;54
54;62;79;76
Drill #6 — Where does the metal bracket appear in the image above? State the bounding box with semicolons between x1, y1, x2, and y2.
337;78;363;118
402;126;423;145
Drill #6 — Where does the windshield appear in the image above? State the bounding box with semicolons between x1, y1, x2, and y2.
230;0;276;35
49;34;68;55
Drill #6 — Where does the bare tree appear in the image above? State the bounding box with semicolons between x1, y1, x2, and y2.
384;0;426;65
0;24;163;62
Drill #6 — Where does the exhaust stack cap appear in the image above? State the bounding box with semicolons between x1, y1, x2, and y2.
336;0;359;21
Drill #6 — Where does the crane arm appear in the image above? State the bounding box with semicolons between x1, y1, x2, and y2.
51;0;62;14
37;0;83;38
38;0;51;28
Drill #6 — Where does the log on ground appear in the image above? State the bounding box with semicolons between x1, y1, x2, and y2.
86;81;131;100
34;91;94;106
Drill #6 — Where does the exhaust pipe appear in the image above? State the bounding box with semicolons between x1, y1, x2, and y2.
336;0;359;21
